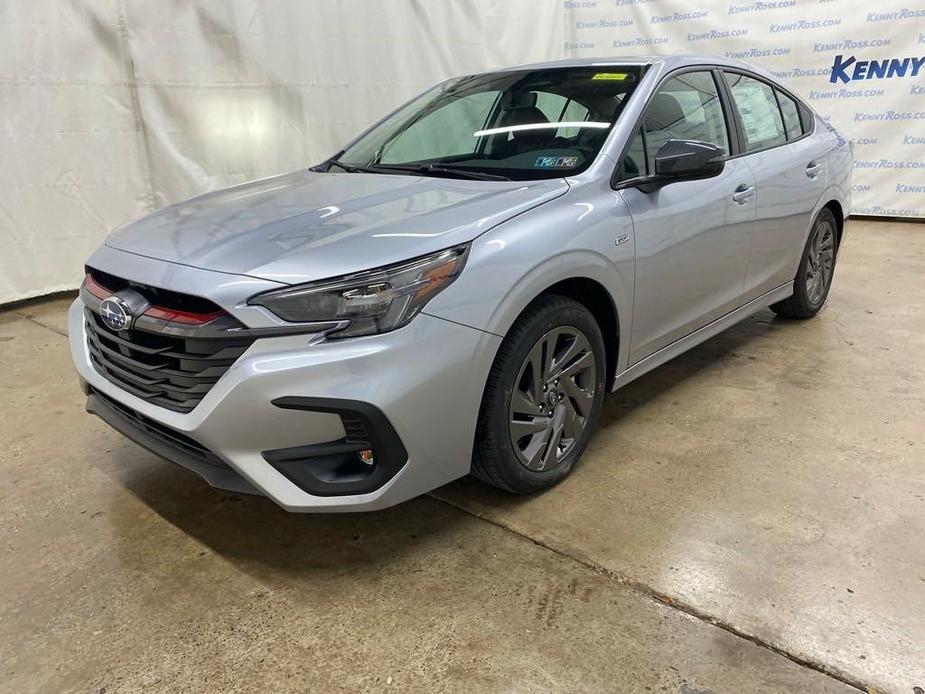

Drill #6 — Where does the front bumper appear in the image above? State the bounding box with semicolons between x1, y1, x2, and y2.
69;298;501;511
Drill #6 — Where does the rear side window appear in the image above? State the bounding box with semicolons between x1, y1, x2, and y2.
775;90;803;140
558;98;591;138
723;72;786;152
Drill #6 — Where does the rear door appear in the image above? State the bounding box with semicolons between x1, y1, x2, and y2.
617;69;757;365
720;71;828;302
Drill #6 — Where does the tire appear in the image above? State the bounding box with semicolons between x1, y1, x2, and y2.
472;294;606;494
771;208;839;319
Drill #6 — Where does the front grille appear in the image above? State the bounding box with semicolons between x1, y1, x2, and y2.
91;388;227;469
85;308;255;413
87;267;222;314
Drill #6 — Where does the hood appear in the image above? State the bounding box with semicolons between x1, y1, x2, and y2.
106;170;568;285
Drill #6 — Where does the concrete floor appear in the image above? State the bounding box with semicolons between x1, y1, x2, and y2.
0;219;922;693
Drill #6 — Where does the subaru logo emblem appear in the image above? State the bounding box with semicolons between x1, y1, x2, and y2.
99;296;133;332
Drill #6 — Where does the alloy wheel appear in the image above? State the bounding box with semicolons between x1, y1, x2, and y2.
508;326;597;472
805;219;835;306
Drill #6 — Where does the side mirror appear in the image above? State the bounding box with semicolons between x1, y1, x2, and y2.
653;139;725;180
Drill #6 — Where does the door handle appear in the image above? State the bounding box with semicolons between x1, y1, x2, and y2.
732;184;755;204
805;160;821;179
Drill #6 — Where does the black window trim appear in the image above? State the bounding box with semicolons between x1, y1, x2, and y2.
713;67;745;157
611;64;738;190
718;68;816;159
612;64;817;189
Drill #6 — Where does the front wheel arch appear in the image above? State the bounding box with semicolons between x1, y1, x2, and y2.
531;278;619;393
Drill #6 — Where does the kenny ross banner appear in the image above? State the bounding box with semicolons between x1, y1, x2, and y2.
563;0;925;219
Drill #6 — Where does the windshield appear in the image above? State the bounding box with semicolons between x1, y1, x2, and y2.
334;66;644;181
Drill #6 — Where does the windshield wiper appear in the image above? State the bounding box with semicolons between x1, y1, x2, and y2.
327;159;510;181
374;163;511;181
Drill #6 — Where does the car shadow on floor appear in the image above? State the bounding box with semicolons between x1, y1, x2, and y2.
109;310;800;578
111;453;470;583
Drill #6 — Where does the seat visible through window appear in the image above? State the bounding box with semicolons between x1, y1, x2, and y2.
643;92;686;165
494;92;552;156
642;71;729;172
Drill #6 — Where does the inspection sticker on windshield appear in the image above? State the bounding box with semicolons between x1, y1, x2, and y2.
591;72;629;81
535;156;579;168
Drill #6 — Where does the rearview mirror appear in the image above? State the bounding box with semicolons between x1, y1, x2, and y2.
653;139;725;180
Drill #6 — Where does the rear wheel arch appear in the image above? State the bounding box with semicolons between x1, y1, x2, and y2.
772;206;838;319
822;199;845;251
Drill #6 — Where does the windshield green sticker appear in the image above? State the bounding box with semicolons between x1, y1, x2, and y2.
535;156;579;168
591;72;629;81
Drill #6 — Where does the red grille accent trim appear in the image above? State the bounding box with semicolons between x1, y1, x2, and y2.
142;306;225;325
83;273;110;299
84;273;225;325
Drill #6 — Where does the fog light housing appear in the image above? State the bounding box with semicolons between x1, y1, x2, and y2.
262;397;409;497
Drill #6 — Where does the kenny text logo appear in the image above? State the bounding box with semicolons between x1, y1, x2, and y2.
830;54;925;84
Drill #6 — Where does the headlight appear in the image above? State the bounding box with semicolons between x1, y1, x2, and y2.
249;245;469;338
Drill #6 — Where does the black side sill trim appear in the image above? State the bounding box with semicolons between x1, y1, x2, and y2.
267;397;408;497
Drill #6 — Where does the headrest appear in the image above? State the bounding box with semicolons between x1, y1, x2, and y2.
501;91;538;110
645;93;685;131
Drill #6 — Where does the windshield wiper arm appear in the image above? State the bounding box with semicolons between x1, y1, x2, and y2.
327;159;384;174
375;163;510;181
327;159;509;181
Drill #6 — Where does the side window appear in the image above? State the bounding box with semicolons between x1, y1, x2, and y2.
558;98;590;138
724;73;787;151
642;71;729;172
775;89;803;140
618;126;647;179
534;92;590;139
534;91;568;122
381;91;498;163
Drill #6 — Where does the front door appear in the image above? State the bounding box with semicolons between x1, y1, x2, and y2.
618;70;756;365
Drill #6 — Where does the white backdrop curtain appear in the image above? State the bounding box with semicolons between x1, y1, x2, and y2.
0;0;564;304
1;0;922;304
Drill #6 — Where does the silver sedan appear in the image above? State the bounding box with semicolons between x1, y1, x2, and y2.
69;54;851;511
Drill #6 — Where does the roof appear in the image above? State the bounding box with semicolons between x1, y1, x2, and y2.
496;56;661;71
493;54;758;74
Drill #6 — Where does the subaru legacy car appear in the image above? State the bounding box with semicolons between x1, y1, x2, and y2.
70;55;851;511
